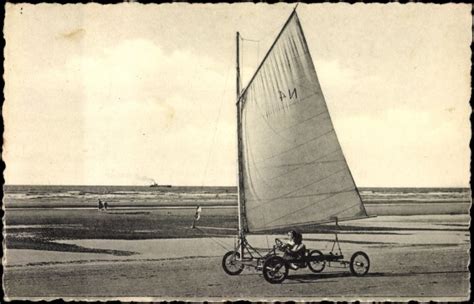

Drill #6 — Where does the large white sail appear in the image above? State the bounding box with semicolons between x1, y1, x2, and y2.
239;11;367;232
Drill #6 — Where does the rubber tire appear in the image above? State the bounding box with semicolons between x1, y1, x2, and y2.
262;256;289;284
307;250;326;273
222;251;244;275
349;251;370;276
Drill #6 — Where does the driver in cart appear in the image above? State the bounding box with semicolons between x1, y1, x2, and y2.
279;230;306;269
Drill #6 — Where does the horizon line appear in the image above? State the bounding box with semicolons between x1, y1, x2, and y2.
2;184;471;189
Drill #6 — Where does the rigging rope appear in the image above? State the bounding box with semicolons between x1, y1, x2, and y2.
200;66;231;186
241;37;259;42
239;17;285;65
194;227;232;251
240;35;261;86
240;35;244;88
194;66;234;252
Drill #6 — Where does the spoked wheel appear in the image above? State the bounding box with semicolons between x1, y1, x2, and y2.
307;250;326;273
262;256;288;284
349;251;370;276
222;251;244;275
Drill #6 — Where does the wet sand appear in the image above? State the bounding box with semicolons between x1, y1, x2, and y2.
3;214;470;301
5;247;469;301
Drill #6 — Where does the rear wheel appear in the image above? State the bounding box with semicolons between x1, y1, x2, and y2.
308;250;326;273
262;256;288;284
349;251;370;276
222;251;244;275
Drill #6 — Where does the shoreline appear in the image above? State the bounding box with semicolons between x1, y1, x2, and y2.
5;214;469;267
4;205;236;211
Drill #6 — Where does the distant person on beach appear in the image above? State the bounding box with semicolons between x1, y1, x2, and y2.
103;202;108;211
191;205;202;228
98;199;103;211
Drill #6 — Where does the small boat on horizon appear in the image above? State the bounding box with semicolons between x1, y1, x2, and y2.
149;181;172;188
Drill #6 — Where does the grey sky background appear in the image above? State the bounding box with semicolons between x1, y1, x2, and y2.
3;3;471;187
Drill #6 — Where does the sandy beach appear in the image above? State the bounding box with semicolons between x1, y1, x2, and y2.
4;213;470;301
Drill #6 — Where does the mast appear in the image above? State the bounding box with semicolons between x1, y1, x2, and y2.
236;32;246;256
234;7;298;239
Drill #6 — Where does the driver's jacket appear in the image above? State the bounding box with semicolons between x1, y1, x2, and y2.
284;243;306;259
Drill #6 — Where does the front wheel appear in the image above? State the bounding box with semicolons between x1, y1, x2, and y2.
262;256;288;284
308;250;326;273
222;251;244;275
349;251;370;276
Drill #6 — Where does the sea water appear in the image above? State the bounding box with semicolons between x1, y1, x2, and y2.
2;185;471;215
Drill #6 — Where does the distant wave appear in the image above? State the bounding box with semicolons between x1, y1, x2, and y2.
3;186;470;209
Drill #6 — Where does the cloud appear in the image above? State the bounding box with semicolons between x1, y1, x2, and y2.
5;38;238;185
73;39;237;185
335;107;470;187
314;54;471;187
4;5;470;186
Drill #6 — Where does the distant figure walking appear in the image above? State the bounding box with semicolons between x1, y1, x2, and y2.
98;199;103;211
103;202;108;211
191;205;202;228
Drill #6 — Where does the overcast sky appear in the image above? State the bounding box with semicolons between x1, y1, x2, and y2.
3;3;471;187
